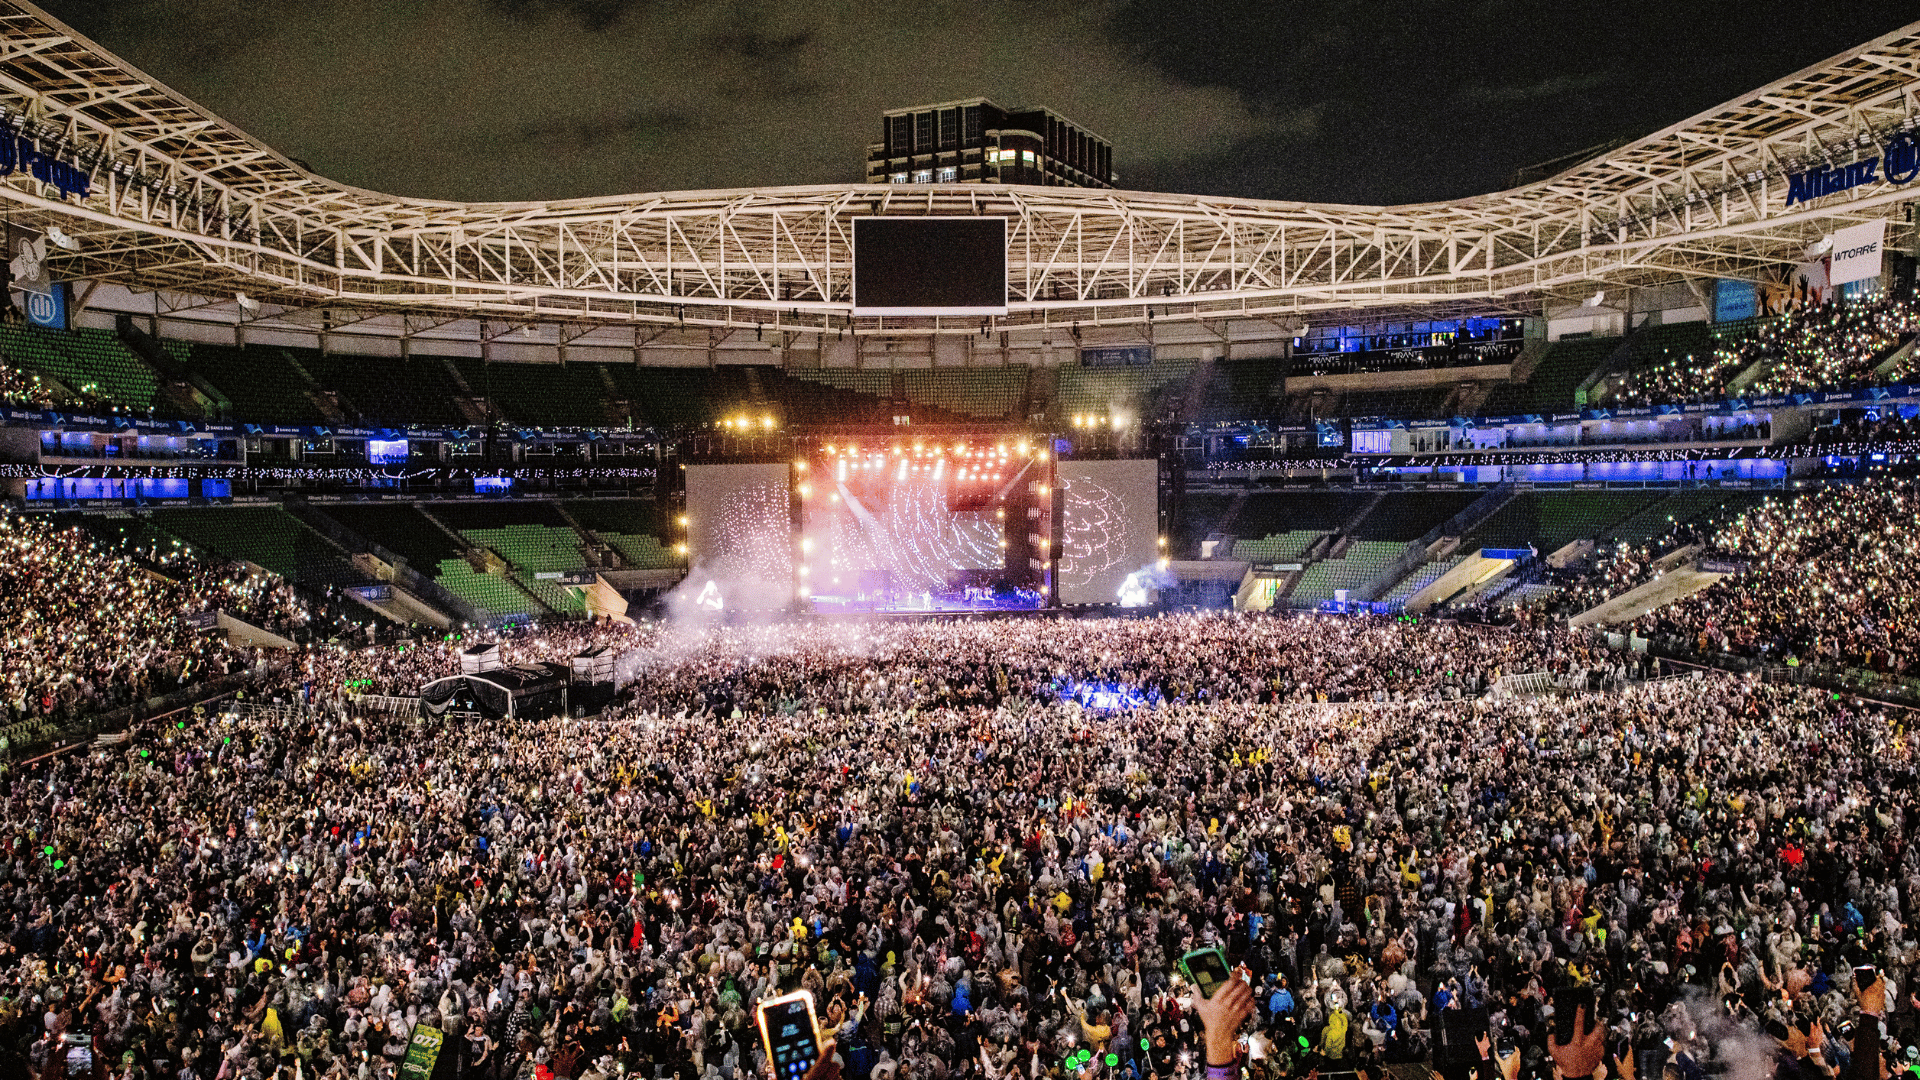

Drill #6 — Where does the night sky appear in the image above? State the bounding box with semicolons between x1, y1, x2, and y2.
34;0;1920;206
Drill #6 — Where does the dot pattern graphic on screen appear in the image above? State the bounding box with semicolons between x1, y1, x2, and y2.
1058;474;1130;593
711;480;792;579
815;462;1003;591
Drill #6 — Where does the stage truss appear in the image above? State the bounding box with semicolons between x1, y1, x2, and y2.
0;1;1913;340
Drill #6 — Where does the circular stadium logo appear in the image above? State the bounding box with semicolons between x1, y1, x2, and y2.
1886;132;1920;185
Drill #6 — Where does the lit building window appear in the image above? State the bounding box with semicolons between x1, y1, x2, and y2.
890;172;908;184
913;169;932;183
936;166;957;183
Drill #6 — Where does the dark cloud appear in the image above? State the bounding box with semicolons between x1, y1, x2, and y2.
33;0;1920;206
39;0;1273;201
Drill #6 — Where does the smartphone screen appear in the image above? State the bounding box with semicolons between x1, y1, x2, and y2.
1182;948;1232;999
1855;966;1877;988
758;993;820;1079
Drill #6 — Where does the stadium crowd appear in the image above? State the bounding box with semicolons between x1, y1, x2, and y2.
1632;483;1919;676
0;513;264;725
0;609;1911;1080
1609;295;1920;408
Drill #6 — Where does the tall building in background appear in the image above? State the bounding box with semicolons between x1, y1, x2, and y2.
865;99;1116;189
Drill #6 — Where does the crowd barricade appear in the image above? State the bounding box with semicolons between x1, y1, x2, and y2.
356;694;423;718
1492;671;1556;697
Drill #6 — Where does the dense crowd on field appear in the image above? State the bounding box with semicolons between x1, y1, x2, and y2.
0;604;1912;1080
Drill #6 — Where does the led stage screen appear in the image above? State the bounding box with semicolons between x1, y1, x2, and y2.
683;463;793;609
1055;458;1158;605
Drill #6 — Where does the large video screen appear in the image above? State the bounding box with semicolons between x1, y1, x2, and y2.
1056;458;1159;605
852;217;1008;315
804;445;1038;611
684;463;793;610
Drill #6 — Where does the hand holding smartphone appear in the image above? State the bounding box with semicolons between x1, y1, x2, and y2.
1178;947;1233;999
758;990;823;1080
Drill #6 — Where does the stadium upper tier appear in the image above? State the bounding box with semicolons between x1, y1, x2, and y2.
1;303;1912;432
0;1;1912;346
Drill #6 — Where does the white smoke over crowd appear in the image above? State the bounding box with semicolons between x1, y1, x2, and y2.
1117;561;1177;606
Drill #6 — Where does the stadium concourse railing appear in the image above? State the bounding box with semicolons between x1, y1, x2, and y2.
1592;631;1920;711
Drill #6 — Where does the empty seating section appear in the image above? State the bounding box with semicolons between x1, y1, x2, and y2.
1624;322;1712;372
434;559;535;619
147;508;368;590
1527;493;1663;552
452;359;612;427
1174;493;1233;556
900;369;1028;420
459;525;588;614
428;501;574;532
430;502;587;615
1290;541;1404;602
1054;360;1197;420
764;370;897;425
786;369;894;398
184;344;326;424
1198;359;1284;421
318;504;466;571
301;351;469;426
562;498;669;537
598;533;675;569
1478;336;1615;415
562;500;677;569
609;366;760;428
1604;492;1760;546
1234;492;1372;537
1450;492;1667;554
1348;492;1481;542
0;325;157;410
1232;530;1321;563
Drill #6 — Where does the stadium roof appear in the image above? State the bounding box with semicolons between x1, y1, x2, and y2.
0;0;1914;341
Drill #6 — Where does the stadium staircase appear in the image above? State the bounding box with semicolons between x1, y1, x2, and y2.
436;357;495;425
1567;545;1716;628
284;501;480;627
1352;486;1518;603
561;498;677;569
1177;356;1216;423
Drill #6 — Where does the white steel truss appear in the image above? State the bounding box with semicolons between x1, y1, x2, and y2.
0;0;1912;338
